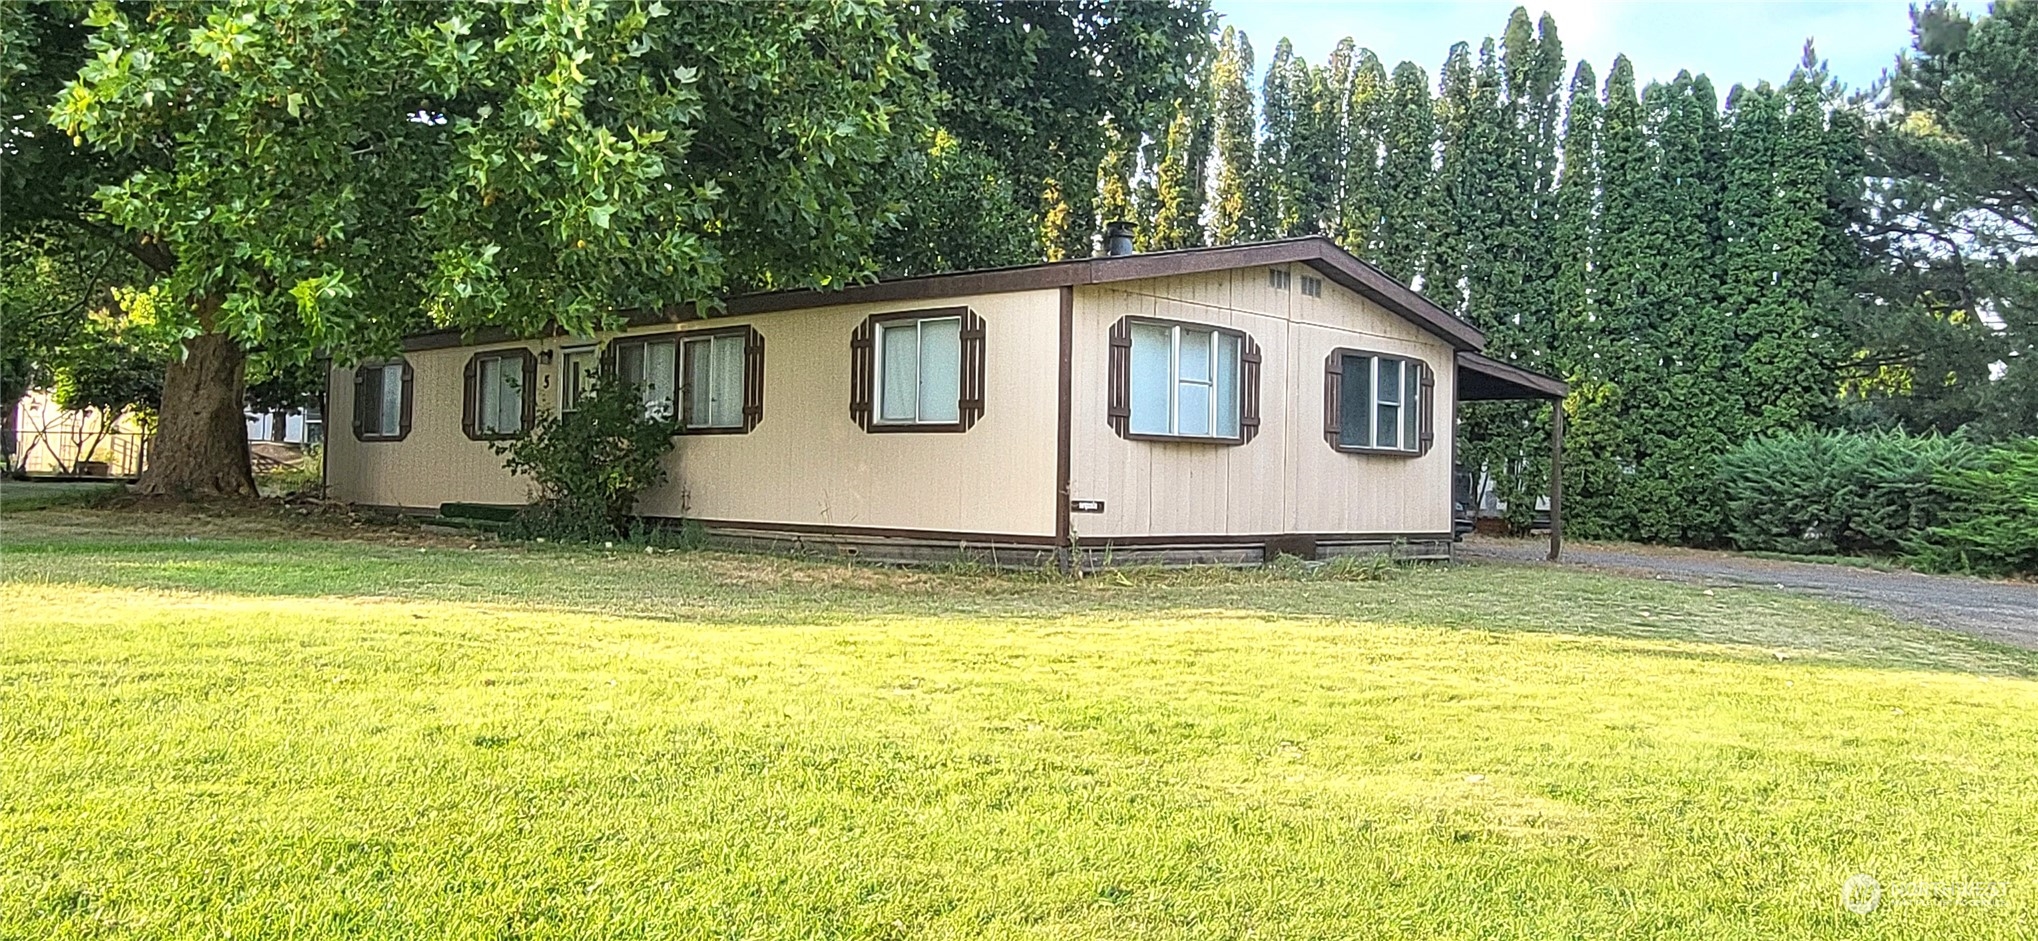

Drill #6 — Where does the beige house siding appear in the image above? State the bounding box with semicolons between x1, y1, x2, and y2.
328;289;1063;539
1067;263;1456;540
327;342;538;509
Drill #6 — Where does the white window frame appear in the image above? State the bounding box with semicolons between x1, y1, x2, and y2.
680;332;746;430
873;315;963;426
1130;320;1244;440
1339;353;1421;453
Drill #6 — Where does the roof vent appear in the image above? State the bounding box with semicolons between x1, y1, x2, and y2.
1103;220;1136;257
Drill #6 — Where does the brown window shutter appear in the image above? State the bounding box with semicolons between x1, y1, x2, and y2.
743;326;765;432
461;355;480;440
518;350;537;433
352;366;369;439
848;318;874;429
1107;317;1132;438
1417;361;1436;456
1239;337;1262;444
959;310;986;430
398;361;416;439
1323;350;1343;446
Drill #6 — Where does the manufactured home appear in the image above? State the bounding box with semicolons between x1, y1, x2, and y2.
326;237;1566;565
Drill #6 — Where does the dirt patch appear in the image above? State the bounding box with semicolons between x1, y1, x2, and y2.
1461;536;2038;651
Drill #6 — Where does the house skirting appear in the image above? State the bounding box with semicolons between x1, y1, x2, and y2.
356;504;1453;568
653;517;1454;569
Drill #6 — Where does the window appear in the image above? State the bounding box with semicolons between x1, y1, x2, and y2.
463;349;535;439
1129;321;1242;439
559;347;598;413
878;315;962;424
1269;268;1291;290
353;360;411;441
607;328;765;433
611;337;678;421
1326;350;1430;454
1107;318;1260;444
1301;275;1323;297
849;308;986;433
681;331;747;430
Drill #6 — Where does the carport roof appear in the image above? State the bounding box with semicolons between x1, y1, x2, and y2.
1457;351;1568;401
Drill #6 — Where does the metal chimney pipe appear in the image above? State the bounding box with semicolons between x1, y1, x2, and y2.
1103;220;1136;256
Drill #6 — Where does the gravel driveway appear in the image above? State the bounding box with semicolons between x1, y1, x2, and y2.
1460;537;2038;650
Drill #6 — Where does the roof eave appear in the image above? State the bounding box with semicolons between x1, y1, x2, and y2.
401;236;1488;353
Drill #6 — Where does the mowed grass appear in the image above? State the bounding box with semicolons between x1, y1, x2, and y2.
2;507;2035;939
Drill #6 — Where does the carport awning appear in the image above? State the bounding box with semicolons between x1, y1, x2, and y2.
1457;352;1567;401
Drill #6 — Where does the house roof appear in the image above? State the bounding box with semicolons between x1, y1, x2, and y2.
405;236;1488;353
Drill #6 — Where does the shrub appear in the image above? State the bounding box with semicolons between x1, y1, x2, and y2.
1909;439;2038;576
495;378;677;542
1716;430;1982;556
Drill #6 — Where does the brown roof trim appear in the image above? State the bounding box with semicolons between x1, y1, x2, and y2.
1457;351;1569;400
402;237;1486;353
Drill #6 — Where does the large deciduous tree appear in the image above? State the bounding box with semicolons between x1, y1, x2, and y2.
43;1;926;496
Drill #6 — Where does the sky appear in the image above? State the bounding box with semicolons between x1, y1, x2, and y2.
1211;1;1917;95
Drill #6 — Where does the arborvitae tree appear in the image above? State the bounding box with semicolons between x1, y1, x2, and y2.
1337;49;1390;258
1527;12;1570;205
1718;81;1785;428
1467;35;1530;340
1629;72;1732;542
1754;45;1848;431
1463;10;1567;533
1038;175;1077;262
1095;124;1137;242
1510;9;1568;366
1261;39;1327;236
1565;55;1647;538
1150;89;1213;250
1211;27;1262;244
1376;61;1434;284
1324;38;1358;235
1425;42;1479;312
1292;60;1342;234
1550;60;1600;375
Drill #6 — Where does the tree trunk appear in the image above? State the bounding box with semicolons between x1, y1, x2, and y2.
136;314;257;498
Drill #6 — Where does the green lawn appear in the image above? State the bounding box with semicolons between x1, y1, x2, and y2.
0;479;123;511
2;506;2034;939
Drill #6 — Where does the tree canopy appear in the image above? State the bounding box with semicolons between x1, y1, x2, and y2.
9;0;1213;493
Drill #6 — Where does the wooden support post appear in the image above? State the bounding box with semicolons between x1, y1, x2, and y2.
1547;402;1564;562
